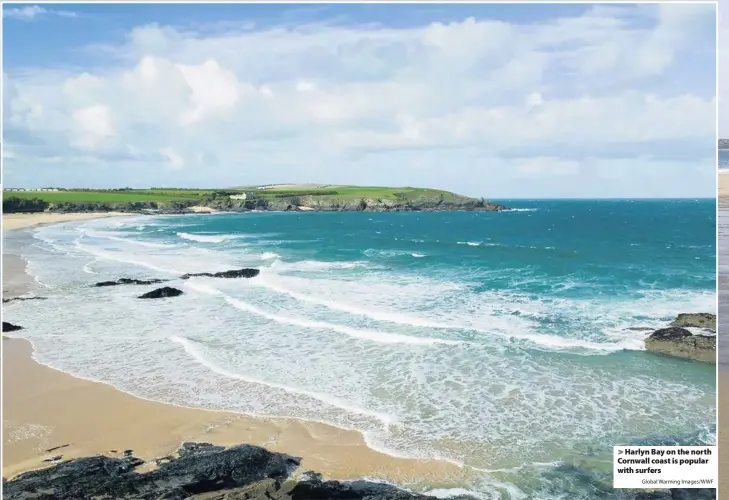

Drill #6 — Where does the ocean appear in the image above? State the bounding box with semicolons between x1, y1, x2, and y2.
4;199;716;499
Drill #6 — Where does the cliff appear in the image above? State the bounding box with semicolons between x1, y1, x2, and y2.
4;187;507;214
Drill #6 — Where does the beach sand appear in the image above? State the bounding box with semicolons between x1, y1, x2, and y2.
2;212;132;232
719;172;729;202
2;213;463;487
2;338;462;484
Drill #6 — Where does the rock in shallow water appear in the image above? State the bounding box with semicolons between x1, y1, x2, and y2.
138;287;184;299
2;322;23;332
2;296;47;303
180;268;260;279
670;313;716;332
645;327;715;364
94;278;167;287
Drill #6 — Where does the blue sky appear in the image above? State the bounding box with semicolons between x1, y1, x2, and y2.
2;2;717;198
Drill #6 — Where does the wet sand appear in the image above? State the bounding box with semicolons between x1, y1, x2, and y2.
2;212;132;232
2;338;463;485
2;214;463;487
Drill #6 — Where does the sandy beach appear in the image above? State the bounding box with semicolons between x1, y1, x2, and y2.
2;212;133;232
1;213;463;487
719;172;729;202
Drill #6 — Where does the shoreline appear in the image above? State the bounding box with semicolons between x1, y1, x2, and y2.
2;212;134;232
2;338;464;486
1;213;465;488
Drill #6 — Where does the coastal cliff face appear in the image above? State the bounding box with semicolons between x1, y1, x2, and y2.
46;201;192;213
204;194;506;212
37;194;506;214
3;442;715;500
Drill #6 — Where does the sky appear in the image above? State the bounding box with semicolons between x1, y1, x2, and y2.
2;2;718;198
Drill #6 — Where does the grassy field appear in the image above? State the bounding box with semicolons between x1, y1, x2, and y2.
244;185;467;201
3;185;469;204
2;190;213;203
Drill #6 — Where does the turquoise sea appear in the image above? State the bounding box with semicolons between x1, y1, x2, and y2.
4;199;716;499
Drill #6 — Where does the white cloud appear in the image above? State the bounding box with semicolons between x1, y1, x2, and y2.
160;147;184;169
2;4;716;197
72;105;115;149
3;4;77;20
177;60;241;125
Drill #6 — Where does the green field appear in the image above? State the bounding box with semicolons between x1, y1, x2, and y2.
241;185;466;201
3;185;469;204
2;190;213;203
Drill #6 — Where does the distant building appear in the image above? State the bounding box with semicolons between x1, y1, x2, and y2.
4;187;59;192
230;194;247;200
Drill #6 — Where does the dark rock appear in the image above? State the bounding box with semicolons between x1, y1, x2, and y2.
5;444;291;499
2;322;23;333
95;278;167;287
3;442;464;500
299;470;323;482
3;296;47;303
177;442;225;458
138;287;184;299
670;313;716;332
180;269;260;280
43;455;63;462
645;327;716;364
46;444;70;453
153;456;175;467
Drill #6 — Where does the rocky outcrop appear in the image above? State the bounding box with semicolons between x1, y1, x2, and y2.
3;443;291;499
3;322;23;332
94;278;167;287
200;193;507;213
670;313;716;332
2;296;47;303
16;191;507;215
47;200;197;214
645;327;715;364
1;443;459;500
138;287;184;299
3;442;712;500
180;269;260;279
